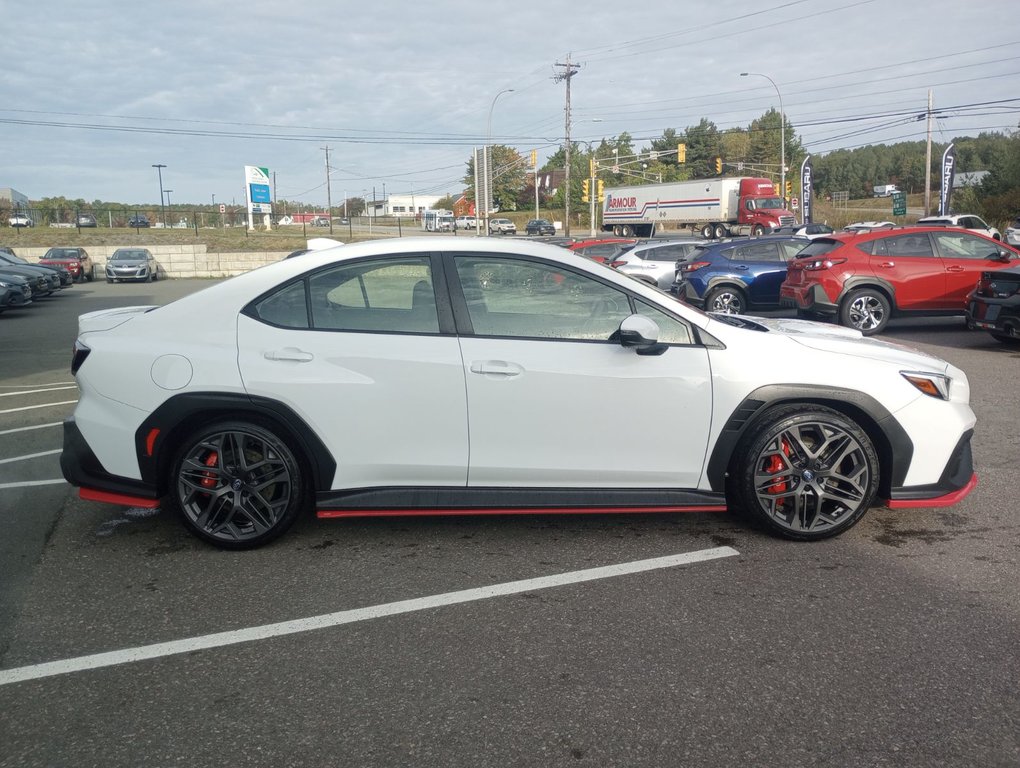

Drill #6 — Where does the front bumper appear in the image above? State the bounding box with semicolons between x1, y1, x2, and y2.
882;429;977;508
107;266;153;281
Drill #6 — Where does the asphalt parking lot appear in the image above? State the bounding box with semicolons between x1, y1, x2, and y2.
1;277;1018;767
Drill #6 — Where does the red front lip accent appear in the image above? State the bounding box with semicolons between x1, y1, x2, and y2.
79;488;160;508
318;505;728;519
881;473;978;509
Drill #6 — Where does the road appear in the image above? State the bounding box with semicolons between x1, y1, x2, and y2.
1;275;1018;767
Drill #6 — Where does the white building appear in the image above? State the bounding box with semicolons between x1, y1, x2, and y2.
378;193;443;218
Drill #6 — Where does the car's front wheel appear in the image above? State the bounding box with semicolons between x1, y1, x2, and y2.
840;288;891;335
170;420;306;549
728;405;879;540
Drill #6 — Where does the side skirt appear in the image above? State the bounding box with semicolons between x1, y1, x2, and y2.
317;487;727;519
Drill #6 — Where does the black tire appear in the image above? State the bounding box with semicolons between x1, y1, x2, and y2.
106;278;113;284
169;419;307;549
705;285;746;314
839;288;891;335
728;404;879;541
990;330;1020;344
620;225;634;237
700;223;714;239
714;224;728;239
751;224;765;236
86;268;94;282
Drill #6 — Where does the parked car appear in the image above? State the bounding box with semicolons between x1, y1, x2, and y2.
842;221;895;233
916;214;1001;241
611;240;702;290
9;213;34;228
128;214;151;228
76;213;98;228
966;266;1020;344
0;284;9;314
455;215;476;230
106;248;159;282
769;223;835;238
674;236;810;313
61;237;977;549
40;247;94;282
488;218;517;235
1004;216;1020;247
780;227;1019;335
567;238;638;264
1;249;73;288
525;219;556;236
0;255;61;296
0;274;33;307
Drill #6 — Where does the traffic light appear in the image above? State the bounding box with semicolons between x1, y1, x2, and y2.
530;149;537;168
582;179;590;203
677;143;686;163
785;180;792;197
715;157;722;174
596;179;604;201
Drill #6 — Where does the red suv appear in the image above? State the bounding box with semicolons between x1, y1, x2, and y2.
780;226;1019;335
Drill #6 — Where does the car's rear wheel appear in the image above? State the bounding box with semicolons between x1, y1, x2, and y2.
705;285;746;314
840;288;890;335
170;420;306;549
991;330;1020;344
728;405;879;540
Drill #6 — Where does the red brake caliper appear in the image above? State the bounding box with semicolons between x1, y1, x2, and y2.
766;439;791;494
200;452;219;489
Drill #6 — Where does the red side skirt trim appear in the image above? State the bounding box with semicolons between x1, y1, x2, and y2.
318;505;728;519
79;488;160;508
881;472;978;509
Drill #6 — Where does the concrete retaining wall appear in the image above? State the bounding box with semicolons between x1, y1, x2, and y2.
16;245;290;279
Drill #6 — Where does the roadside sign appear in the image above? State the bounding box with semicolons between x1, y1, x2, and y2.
219;204;226;213
791;197;799;210
892;191;907;216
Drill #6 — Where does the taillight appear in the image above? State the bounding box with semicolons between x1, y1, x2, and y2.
610;260;626;268
70;340;90;375
680;261;710;272
798;257;847;271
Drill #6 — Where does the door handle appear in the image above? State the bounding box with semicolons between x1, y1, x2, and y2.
264;348;314;362
878;261;895;268
945;266;965;272
470;360;523;377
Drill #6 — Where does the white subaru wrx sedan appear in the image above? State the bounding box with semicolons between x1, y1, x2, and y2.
61;237;977;549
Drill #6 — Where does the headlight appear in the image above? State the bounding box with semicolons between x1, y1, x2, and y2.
901;371;951;400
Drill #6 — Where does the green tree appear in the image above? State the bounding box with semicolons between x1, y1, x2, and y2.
463;145;528;211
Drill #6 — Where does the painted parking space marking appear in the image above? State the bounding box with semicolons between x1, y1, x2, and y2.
0;385;77;398
0;479;66;490
0;546;739;687
0;422;62;436
0;401;77;415
0;449;62;465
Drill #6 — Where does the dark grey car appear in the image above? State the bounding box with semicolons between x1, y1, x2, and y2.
106;248;159;283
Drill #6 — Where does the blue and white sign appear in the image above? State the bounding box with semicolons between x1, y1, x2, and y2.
244;166;273;214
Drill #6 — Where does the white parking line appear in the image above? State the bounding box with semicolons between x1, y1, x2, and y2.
0;546;739;686
0;383;74;390
0;401;77;415
0;385;78;398
0;449;62;465
0;422;62;436
0;479;67;490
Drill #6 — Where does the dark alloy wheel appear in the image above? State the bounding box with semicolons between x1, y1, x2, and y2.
171;420;306;549
729;405;879;540
705;285;746;314
840;288;891;335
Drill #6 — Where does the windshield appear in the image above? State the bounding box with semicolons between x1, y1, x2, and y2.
752;197;786;210
112;251;148;261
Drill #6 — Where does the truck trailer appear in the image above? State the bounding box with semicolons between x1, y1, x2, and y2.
601;177;795;239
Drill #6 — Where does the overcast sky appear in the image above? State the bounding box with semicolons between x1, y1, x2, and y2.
2;0;1017;208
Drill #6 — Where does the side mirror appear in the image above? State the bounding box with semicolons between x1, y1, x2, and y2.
996;250;1015;262
618;314;667;356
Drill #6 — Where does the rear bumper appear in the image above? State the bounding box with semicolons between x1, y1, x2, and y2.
779;282;838;314
966;295;1020;334
61;418;160;503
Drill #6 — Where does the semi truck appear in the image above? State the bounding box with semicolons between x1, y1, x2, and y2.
601;177;796;239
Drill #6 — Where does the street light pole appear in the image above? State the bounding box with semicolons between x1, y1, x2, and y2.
152;164;167;228
741;72;785;204
485;88;514;236
164;190;173;226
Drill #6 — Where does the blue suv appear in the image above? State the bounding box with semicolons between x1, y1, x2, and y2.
673;236;809;314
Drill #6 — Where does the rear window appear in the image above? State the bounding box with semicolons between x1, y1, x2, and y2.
796;239;842;258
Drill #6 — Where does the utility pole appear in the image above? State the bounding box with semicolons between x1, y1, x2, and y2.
924;90;933;217
322;145;333;233
555;57;580;237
